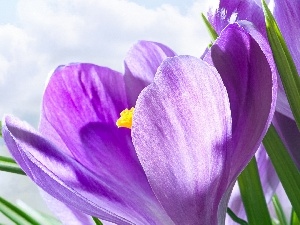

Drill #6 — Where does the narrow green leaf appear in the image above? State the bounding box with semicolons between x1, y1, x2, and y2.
272;194;288;225
0;156;26;175
92;217;103;225
0;196;40;225
201;13;218;41
263;124;300;219
238;157;272;225
262;0;300;130
227;207;249;225
17;201;62;225
290;208;300;225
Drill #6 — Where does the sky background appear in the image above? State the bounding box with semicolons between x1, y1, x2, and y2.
0;0;217;223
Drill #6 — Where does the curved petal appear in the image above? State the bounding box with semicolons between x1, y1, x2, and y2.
39;63;132;177
39;63;127;154
37;63;172;223
208;0;265;36
273;0;300;75
272;0;300;119
124;40;176;107
3;115;173;224
132;56;232;224
203;22;277;182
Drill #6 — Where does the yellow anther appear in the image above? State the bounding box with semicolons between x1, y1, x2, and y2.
116;107;134;129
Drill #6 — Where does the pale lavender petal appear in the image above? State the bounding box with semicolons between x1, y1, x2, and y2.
204;22;277;182
42;191;118;225
132;56;232;224
276;86;293;120
256;146;280;201
273;0;300;119
3;116;173;224
274;0;300;75
124;40;176;107
208;0;265;36
272;111;300;169
40;191;95;225
226;145;279;224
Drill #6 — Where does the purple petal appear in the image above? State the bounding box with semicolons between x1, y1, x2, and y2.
273;0;300;119
208;0;265;36
272;111;300;169
42;191;117;225
3;115;173;224
40;191;95;225
203;22;277;182
274;0;300;75
38;63;172;223
39;63;131;177
276;86;293;119
34;61;172;223
124;40;176;107
132;56;232;224
226;145;279;224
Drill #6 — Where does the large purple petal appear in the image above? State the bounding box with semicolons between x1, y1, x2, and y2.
208;0;265;36
39;63;146;190
132;56;232;224
39;63;128;166
3;116;173;224
124;40;176;107
38;63;171;222
203;22;277;182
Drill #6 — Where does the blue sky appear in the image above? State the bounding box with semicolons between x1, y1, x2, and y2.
0;0;199;25
0;0;214;126
0;0;18;24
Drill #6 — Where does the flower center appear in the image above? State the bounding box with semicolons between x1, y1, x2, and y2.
116;107;134;129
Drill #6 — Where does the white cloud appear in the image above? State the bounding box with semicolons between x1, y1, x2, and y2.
0;0;212;127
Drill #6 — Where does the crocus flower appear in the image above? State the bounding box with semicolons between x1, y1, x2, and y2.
208;0;300;222
2;22;276;225
208;0;298;120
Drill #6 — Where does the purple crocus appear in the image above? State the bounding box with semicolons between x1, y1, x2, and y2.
208;0;298;120
208;0;300;222
2;22;276;224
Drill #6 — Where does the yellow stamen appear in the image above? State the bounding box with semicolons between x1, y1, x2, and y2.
116;107;134;129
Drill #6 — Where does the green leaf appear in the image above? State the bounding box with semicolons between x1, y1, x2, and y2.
201;13;218;41
17;201;62;225
227;207;249;225
263;124;300;220
272;194;288;225
262;0;300;131
290;208;300;225
0;196;40;225
92;217;103;225
0;156;26;175
237;157;272;225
